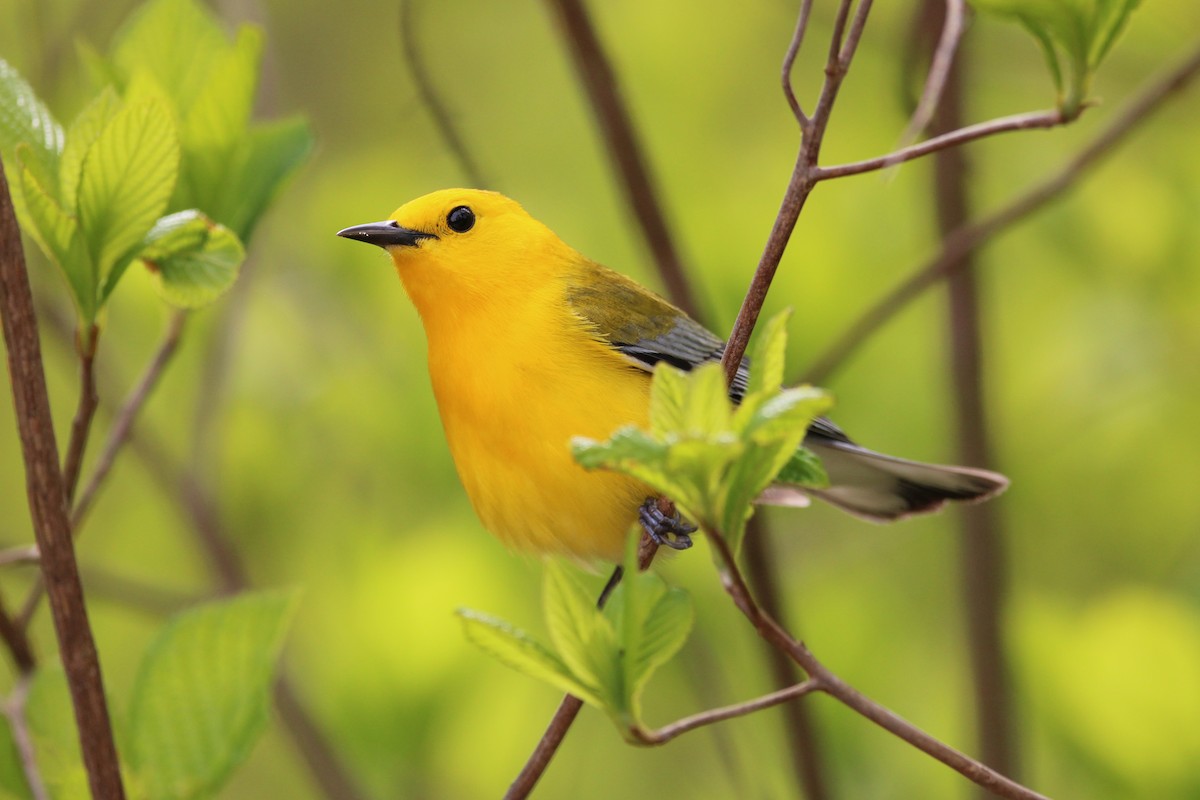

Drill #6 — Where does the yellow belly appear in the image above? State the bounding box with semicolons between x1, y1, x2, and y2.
426;314;651;561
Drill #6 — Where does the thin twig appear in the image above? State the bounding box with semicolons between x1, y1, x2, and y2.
922;3;1017;781
18;310;188;628
0;158;126;798
782;0;816;130
5;676;49;800
633;678;820;745
893;0;965;155
722;0;874;385
398;0;489;189
505;536;659;800
0;545;39;568
544;0;701;319
61;323;99;505
804;39;1200;384
0;592;35;673
815;109;1069;181
704;531;1049;800
73;310;187;528
741;517;829;800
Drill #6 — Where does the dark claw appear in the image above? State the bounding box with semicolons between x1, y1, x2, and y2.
638;498;696;551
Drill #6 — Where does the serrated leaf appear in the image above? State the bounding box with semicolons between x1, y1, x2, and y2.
457;609;601;707
60;88;122;213
0;57;63;190
77;97;180;294
544;562;604;687
744;309;791;400
17;155;93;319
135;209;244;307
129;589;299;800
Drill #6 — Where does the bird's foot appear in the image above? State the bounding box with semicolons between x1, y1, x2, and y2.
638;498;696;551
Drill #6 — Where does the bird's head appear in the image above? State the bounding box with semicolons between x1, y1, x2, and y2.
338;189;570;318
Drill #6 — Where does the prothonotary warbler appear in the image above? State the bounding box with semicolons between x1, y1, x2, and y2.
338;189;1007;561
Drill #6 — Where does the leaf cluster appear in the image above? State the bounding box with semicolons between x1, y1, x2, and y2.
0;0;312;324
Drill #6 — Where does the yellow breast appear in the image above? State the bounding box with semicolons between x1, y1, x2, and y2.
423;280;651;560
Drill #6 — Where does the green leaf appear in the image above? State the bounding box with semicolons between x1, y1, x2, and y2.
110;0;229;109
615;571;693;721
457;609;601;707
129;589;299;800
60;88;122;213
77;97;180;299
0;57;63;193
17;153;93;319
543;562;604;687
776;446;829;488
135;209;244;308
219;116;313;240
650;361;731;438
743;308;791;400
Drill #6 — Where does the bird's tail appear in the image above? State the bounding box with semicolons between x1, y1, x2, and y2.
758;440;1009;521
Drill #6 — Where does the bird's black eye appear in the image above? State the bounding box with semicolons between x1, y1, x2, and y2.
447;206;475;233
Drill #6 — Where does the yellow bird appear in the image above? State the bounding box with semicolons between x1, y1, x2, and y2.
338;189;1007;561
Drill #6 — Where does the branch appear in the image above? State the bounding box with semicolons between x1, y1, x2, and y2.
633;678;820;746
398;0;489;189
544;0;701;319
814;109;1069;181
894;0;965;151
18;310;188;627
0;158;126;798
704;531;1049;800
721;0;875;385
804;39;1200;384
61;323;99;505
781;0;815;129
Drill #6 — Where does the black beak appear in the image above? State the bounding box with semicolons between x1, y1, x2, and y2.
336;220;437;248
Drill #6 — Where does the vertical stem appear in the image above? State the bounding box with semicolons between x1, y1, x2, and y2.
924;7;1017;782
544;0;701;319
61;323;99;505
0;161;126;798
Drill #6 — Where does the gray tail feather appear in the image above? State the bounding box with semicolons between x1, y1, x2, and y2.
760;441;1009;522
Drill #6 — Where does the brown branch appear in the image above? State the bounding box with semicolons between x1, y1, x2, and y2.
721;0;874;385
398;0;489;189
815;109;1069;181
0;545;39;568
0;592;35;673
894;0;965;152
632;678;820;746
804;38;1200;385
0;158;126;798
18;310;188;627
61;323;99;505
544;0;701;319
705;531;1049;800
782;0;816;130
923;4;1017;782
5;676;49;800
505;536;659;800
741;518;830;800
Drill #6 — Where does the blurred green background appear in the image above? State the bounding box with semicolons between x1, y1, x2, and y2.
2;0;1199;797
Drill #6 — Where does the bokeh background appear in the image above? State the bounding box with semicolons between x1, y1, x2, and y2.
2;0;1199;798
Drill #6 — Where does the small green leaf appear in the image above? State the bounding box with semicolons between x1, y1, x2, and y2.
613;571;693;721
776;446;829;488
135;209;244;308
17;154;93;319
743;309;791;400
60;88;122;212
129;589;299;800
77;97;180;296
457;609;601;707
0;57;63;191
543;562;604;687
